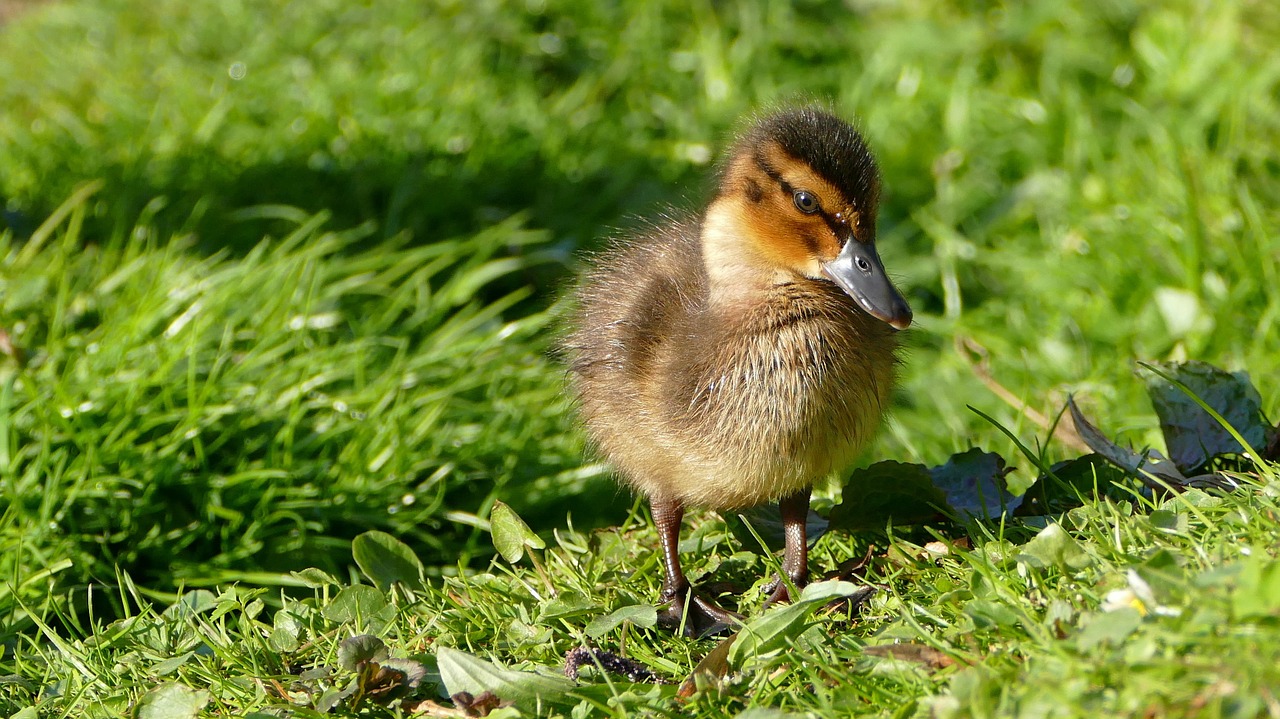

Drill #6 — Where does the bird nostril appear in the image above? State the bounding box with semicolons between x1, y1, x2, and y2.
856;258;871;272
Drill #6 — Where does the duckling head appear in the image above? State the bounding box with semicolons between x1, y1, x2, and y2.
703;107;913;330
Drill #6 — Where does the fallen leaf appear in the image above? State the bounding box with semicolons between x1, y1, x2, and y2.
863;643;956;670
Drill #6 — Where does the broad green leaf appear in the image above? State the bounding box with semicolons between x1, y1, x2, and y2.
136;683;210;719
726;581;861;668
436;647;575;711
322;585;388;624
490;500;545;564
161;590;217;619
537;590;600;621
1015;523;1093;570
1075;608;1142;652
585;604;658;638
152;652;194;676
964;599;1019;630
1231;557;1280;620
352;530;425;592
291;567;341;588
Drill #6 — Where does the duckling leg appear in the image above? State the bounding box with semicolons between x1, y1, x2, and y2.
763;488;812;606
651;495;740;636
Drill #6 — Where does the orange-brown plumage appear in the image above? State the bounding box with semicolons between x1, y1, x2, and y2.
563;107;911;634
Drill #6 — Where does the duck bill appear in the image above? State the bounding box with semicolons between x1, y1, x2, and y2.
821;240;913;330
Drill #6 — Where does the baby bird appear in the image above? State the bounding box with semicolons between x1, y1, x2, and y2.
564;107;912;634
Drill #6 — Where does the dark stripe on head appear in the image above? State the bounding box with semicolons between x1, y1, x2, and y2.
742;107;881;220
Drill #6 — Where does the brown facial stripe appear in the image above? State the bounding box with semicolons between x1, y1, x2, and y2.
753;149;859;245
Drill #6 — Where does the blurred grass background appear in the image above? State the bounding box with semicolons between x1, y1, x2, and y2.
0;0;1277;628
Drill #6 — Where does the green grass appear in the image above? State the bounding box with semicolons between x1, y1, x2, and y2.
1;0;1279;716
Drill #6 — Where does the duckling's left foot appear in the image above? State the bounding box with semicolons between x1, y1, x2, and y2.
760;489;812;609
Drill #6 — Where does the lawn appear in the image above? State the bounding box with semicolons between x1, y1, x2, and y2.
1;0;1278;716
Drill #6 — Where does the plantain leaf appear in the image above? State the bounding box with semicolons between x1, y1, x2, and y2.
437;647;575;711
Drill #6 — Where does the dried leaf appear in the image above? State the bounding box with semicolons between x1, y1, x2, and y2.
862;643;956;670
1067;397;1192;490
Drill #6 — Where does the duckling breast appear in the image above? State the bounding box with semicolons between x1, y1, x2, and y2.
567;232;899;510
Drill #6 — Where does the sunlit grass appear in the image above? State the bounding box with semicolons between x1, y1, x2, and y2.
0;0;1278;715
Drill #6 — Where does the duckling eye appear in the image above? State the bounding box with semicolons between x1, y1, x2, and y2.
793;190;820;214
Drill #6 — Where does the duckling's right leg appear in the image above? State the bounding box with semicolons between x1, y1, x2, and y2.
651;495;740;636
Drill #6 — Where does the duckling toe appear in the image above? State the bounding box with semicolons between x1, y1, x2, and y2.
659;593;742;638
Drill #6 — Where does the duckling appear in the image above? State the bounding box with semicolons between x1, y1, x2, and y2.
564;107;912;634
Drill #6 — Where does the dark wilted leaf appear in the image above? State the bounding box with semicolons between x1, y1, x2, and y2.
338;634;389;671
352;530;425;592
451;690;506;716
1020;454;1132;515
356;658;428;704
1067;397;1192;490
830;461;946;531
930;449;1021;520
1140;361;1270;471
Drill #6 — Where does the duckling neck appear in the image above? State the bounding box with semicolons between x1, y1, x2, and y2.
700;200;803;306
